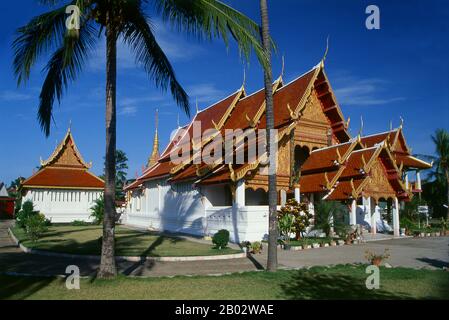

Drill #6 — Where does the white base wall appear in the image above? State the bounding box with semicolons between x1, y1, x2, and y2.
22;188;102;223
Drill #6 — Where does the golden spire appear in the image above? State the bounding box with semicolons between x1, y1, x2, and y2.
148;109;159;168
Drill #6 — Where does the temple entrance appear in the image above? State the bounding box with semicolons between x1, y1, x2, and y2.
294;145;310;178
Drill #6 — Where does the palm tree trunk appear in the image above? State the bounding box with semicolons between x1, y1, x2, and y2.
260;0;278;272
98;20;117;278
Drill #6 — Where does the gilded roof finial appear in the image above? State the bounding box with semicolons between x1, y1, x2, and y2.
399;116;404;129
68;119;72;131
281;55;285;79
358;115;364;137
320;35;330;67
196;98;199;114
148;109;160;168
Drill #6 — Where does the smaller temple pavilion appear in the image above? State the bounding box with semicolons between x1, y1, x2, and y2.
20;127;104;223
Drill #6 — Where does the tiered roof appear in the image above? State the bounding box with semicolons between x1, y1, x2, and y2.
126;62;351;190
21;128;104;190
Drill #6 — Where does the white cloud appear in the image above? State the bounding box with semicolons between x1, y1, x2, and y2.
333;74;405;106
186;83;225;105
118;105;137;116
0;90;32;101
87;19;204;72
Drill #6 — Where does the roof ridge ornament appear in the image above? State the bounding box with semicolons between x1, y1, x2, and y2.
320;35;330;68
399;116;404;129
358;116;364;137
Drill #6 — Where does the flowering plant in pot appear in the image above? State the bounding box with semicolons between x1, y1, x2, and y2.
365;248;390;266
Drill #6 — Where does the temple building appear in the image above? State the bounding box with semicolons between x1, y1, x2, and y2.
123;60;431;242
20;127;104;223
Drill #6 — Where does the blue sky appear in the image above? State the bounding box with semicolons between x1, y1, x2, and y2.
0;0;448;184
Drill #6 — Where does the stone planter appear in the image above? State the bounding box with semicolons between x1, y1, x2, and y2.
312;243;320;249
431;232;436;237
337;240;345;246
322;243;329;247
330;241;337;246
420;232;425;237
304;245;312;250
427;233;431;237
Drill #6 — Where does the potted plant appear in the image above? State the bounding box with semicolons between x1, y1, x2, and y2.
365;248;390;266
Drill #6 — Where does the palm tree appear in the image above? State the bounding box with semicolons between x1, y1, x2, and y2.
430;129;449;219
259;0;277;271
13;0;268;278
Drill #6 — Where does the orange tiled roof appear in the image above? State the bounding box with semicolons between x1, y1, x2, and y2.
395;154;432;170
21;167;104;189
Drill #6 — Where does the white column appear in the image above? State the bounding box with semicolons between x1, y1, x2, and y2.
393;197;400;237
294;187;300;202
350;199;357;225
235;179;245;207
371;204;378;235
405;173;409;190
416;171;422;190
280;190;287;206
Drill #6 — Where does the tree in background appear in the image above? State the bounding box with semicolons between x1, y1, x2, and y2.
418;129;449;219
13;0;268;278
102;149;128;201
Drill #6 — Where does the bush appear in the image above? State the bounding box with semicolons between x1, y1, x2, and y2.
25;214;48;242
72;220;90;226
90;196;104;224
212;229;230;249
15;200;38;228
250;241;262;254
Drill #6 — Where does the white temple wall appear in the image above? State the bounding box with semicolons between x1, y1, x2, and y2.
22;189;102;223
125;180;206;235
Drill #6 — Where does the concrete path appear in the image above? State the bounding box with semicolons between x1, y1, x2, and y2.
0;220;447;278
252;237;449;270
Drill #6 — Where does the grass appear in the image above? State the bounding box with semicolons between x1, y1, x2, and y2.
11;225;240;257
288;237;339;246
1;265;448;300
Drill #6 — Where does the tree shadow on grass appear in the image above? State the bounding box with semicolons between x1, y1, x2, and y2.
121;235;165;276
280;269;413;300
416;258;449;269
0;275;54;300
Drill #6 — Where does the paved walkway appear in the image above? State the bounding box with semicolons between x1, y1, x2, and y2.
0;220;448;277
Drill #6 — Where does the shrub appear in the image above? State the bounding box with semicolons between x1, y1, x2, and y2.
277;199;313;240
250;241;262;254
90;196;104;224
16;200;38;228
25;214;48;242
212;229;230;249
72;220;89;226
314;200;347;237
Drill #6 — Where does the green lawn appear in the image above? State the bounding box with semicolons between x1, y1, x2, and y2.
11;225;240;257
1;265;448;300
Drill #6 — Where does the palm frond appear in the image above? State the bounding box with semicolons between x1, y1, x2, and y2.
121;5;190;115
38;23;97;136
152;0;271;69
13;0;90;84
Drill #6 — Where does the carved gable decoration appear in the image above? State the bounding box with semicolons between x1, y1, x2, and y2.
300;89;329;124
364;160;396;199
51;139;85;168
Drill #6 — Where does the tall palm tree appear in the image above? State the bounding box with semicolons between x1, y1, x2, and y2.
259;0;277;271
13;0;268;278
430;129;449;219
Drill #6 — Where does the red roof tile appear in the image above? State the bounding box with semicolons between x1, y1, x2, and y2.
22;167;104;189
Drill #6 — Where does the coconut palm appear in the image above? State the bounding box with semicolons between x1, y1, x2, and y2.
259;0;277;271
429;129;449;219
13;0;268;278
